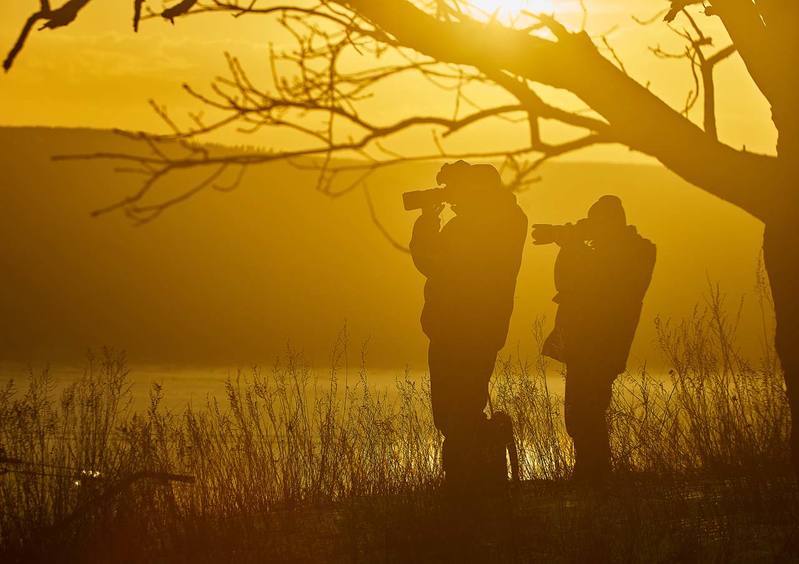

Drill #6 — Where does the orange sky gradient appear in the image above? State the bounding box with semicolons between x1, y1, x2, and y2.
0;1;777;162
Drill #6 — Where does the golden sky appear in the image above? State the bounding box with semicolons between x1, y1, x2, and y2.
0;0;777;162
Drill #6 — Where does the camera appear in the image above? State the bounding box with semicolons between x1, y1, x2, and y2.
402;160;483;212
531;219;594;245
402;188;448;211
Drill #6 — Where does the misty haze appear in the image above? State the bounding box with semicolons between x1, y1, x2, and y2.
1;1;796;562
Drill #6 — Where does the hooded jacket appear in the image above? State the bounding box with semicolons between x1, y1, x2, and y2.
410;190;528;351
543;225;656;374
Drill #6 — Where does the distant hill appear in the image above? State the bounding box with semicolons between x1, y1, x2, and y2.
0;126;767;370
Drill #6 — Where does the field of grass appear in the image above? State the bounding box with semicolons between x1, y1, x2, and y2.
1;289;797;562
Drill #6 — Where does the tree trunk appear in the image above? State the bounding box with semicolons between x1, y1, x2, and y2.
764;32;799;467
763;214;799;470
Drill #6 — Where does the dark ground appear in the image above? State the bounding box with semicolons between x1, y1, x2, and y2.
126;474;797;563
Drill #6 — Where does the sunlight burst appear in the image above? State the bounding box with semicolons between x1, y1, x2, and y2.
467;0;557;21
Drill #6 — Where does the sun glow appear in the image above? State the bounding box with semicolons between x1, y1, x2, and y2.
467;0;557;21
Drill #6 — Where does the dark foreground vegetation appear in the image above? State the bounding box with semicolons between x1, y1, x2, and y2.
1;291;797;562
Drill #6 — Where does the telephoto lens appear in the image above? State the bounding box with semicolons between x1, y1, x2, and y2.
531;224;563;245
402;188;447;211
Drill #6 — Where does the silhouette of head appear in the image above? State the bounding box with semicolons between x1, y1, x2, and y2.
587;195;627;241
437;160;502;214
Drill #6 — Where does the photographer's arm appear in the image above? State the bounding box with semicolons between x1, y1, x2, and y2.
493;208;528;275
409;205;444;277
553;239;592;296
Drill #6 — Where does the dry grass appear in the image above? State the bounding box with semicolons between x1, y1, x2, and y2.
1;290;796;562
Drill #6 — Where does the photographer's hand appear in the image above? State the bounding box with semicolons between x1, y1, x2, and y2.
411;203;444;277
531;224;557;246
422;202;445;217
419;203;444;227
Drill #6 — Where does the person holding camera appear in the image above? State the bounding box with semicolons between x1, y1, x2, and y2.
407;160;527;488
532;195;656;484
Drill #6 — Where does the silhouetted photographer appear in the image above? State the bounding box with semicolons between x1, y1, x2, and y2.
408;160;527;488
533;196;656;483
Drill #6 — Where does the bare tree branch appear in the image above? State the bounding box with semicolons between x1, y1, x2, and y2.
4;0;785;224
162;0;198;23
4;0;93;71
701;44;736;140
29;2;612;224
133;0;145;31
344;0;778;220
664;1;705;23
648;7;737;141
363;183;409;253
